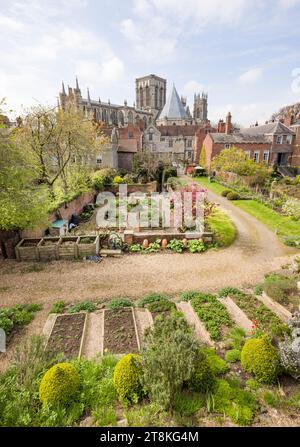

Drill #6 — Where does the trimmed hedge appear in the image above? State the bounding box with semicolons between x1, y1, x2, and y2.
241;336;281;384
113;354;143;403
39;363;80;406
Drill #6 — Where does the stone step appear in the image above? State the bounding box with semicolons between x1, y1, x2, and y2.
218;296;253;335
256;292;292;323
176;301;214;346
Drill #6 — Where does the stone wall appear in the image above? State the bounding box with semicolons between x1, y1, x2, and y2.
124;230;213;245
105;181;157;195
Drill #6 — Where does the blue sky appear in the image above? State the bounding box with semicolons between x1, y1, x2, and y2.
0;0;300;126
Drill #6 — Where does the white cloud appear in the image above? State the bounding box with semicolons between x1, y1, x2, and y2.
0;13;25;31
279;0;300;8
238;68;263;84
183;80;205;94
75;57;125;90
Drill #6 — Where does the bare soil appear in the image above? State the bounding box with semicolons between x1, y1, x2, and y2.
104;308;138;354
46;313;85;358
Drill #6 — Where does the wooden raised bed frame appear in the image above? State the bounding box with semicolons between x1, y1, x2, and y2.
103;307;139;354
77;235;100;257
38;237;60;261
57;236;80;260
15;238;40;261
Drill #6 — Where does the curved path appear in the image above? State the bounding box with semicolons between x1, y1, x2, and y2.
0;189;298;308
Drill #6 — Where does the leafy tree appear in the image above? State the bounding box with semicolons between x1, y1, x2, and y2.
133;151;162;183
0;101;48;232
212;146;270;177
199;145;207;168
142;312;199;411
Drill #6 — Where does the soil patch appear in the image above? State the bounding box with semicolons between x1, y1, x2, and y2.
104;308;138;354
46;313;86;358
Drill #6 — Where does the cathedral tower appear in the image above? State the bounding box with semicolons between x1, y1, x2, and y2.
193;92;208;123
135;74;167;115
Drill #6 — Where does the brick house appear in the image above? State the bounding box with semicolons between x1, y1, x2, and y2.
202;120;295;170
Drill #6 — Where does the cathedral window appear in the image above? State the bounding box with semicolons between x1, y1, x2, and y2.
169;139;173;147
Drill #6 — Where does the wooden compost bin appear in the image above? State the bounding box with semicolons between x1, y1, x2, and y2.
15;238;41;261
57;236;80;260
37;237;60;261
77;235;100;257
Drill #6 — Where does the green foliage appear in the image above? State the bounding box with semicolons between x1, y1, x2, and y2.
241;336;281;383
282;198;300;221
229;290;288;338
113;175;123;184
219;287;243;298
207;208;236;247
201;348;229;375
142;313;198;410
68;300;97;313
212;146;271;177
167;239;185;253
254;284;263;295
221;189;233;197
50;300;66;314
106;298;133;309
125;403;168;427
191;293;233;341
187;239;207;253
227;192;241;200
208;378;257;425
91;168;116;189
39;363;81;406
113;354;143;404
174;390;205;416
225;349;241;363
147;299;176;313
144;239;161;253
263;391;282;408
245;378;260;391
225;327;246;350
129;243;142;252
180;290;200;302
138;293;169;308
189;350;216;393
0;303;41;335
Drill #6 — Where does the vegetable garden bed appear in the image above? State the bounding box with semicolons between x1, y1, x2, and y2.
77;235;99;257
46;313;86;358
103;308;139;354
57;236;80;260
37;237;60;261
15;238;40;261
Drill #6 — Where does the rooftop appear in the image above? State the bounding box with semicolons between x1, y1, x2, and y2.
158;85;188;120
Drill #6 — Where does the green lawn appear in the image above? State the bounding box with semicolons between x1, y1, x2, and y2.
208;208;237;247
195;176;300;245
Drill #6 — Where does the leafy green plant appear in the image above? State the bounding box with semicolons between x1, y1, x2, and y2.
221;189;233;197
263;275;298;307
189;350;216;393
254;284;263;296
106;298;133;309
39;363;81;406
191;294;233;341
167;239;185;253
68;301;97;313
187;239;207;253
227;192;240;200
144;239;161;253
0;303;41;335
225;349;241;363
50;300;66;314
129;244;142;252
147;299;176;313
142;313;198;410
201;348;229;375
138;293;168;308
180;290;200;302
173;390;205;416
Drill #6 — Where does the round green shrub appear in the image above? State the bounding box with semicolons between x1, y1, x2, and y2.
138;293;168;308
241;336;281;383
106;298;133;309
189;354;216;393
226;192;240;201
113;354;143;403
39;362;80;406
147;299;176;313
221;189;232;197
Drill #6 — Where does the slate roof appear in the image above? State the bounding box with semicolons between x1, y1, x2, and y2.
241;121;295;136
158;85;188;120
210;133;269;144
158;124;200;137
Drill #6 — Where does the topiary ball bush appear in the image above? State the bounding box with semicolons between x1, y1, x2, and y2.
227;192;240;201
241;336;281;384
189;352;216;393
39;362;80;406
221;189;232;197
113;354;143;403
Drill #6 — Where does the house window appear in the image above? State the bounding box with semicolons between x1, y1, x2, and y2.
149;133;153;141
96;155;102;165
187;140;192;147
169;139;173;147
224;143;231;149
276;135;283;144
254;151;260;163
128;132;133;138
160;137;165;142
286;134;293;144
263;151;269;162
245;151;251;159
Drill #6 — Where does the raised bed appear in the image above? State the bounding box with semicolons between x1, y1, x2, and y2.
38;237;60;261
15;238;40;261
57;236;80;260
77;235;100;257
46;313;87;358
103;308;139;354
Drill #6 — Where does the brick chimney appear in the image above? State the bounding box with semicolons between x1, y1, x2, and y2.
225;112;232;134
284;112;294;127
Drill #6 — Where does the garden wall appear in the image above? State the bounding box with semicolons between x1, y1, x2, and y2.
105;181;157;195
21;190;96;239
